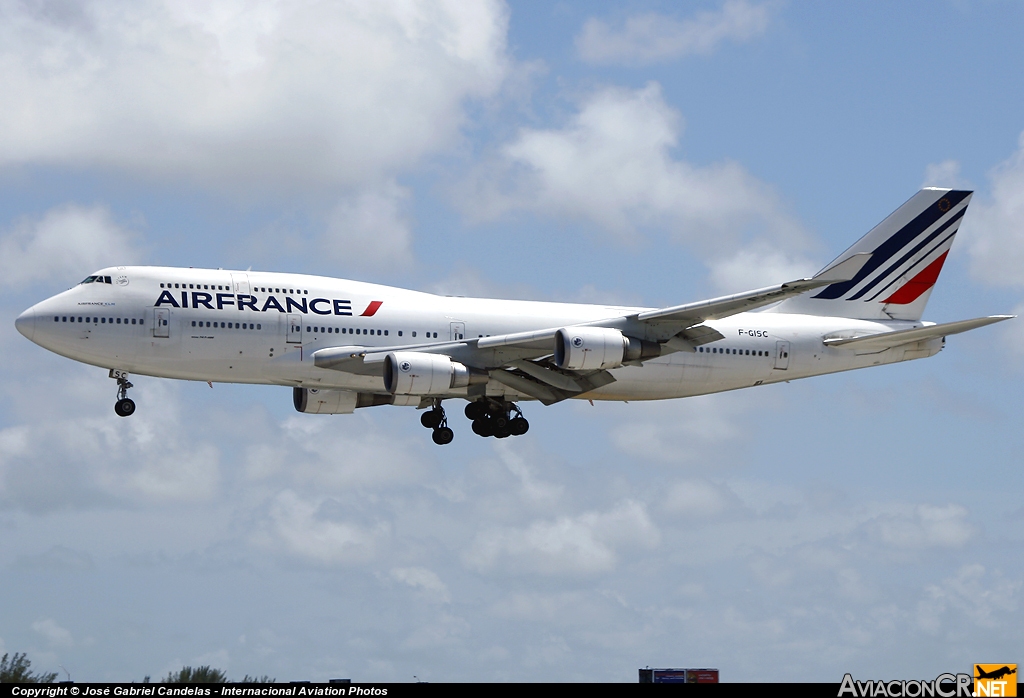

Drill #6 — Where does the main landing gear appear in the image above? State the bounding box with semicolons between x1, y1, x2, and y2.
465;398;528;439
110;369;136;417
420;400;454;445
419;398;530;445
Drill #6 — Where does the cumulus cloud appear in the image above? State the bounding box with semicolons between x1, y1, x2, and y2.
875;504;976;549
576;1;774;65
662;479;738;518
390;567;451;604
0;379;219;512
963;132;1024;286
0;204;141;288
922;159;971;189
0;0;510;193
32;619;74;648
465;499;658;576
707;242;819;293
916;564;1020;634
262;489;388;565
609;393;755;465
321;181;414;270
457;82;805;253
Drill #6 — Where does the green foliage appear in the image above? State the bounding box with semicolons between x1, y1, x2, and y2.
161;666;228;683
0;653;58;683
239;675;276;683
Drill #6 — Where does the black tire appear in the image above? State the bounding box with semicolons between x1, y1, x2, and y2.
464;401;486;421
472;418;494;437
509;417;529;436
493;414;508;429
432;426;454;445
494;426;511;439
114;398;136;417
421;409;443;429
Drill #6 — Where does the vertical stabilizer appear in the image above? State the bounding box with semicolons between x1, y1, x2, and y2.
775;188;972;321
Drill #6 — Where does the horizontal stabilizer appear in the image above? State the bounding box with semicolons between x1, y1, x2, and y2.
823;315;1013;350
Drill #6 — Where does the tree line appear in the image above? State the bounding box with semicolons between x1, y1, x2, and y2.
0;653;273;683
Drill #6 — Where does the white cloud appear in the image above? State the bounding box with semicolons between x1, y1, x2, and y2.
0;0;510;194
609;393;750;465
263;489;388;565
0;204;141;288
576;1;774;65
662;479;736;518
390;567;450;604
457;82;806;253
0;378;220;511
876;504;975;549
962;131;1024;286
322;181;414;270
707;242;818;293
922;159;971;189
465;499;658;576
32;619;74;648
916;564;1020;634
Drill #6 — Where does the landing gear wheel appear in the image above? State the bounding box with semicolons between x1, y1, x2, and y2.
110;370;136;418
472;418;495;437
421;409;444;429
432;426;454;445
464;401;486;421
114;398;136;417
494;426;511;439
509;417;529;436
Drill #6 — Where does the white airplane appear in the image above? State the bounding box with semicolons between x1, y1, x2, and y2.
15;188;1011;445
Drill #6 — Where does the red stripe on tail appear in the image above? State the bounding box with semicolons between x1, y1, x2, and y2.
881;251;948;305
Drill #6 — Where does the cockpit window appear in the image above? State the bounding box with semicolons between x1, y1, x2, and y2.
80;275;99;284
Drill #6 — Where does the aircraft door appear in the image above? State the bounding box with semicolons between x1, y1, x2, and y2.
774;340;790;370
450;322;466;341
286;314;303;344
154;308;170;338
230;273;250;295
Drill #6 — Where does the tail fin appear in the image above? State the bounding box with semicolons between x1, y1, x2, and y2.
776;188;972;321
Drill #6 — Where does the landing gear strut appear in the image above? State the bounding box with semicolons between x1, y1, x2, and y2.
421;399;454;445
110;369;136;417
466;398;528;439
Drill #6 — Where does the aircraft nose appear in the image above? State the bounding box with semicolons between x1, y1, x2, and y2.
15;307;37;342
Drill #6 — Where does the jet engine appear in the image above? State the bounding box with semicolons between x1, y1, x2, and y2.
384;352;485;395
293;387;358;414
554;327;660;370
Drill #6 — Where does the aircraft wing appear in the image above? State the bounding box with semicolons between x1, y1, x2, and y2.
311;253;872;402
823;315;1013;350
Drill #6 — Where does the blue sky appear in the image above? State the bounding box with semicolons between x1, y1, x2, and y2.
1;0;1023;682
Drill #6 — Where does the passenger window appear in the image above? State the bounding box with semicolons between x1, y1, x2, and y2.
412;332;417;337
257;324;261;329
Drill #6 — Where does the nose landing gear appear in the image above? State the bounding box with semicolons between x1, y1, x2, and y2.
110;369;135;417
420;399;454;445
465;398;528;439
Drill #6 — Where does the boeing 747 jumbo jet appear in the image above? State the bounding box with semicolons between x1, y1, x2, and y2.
15;188;1012;444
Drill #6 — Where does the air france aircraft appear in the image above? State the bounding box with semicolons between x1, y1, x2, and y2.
15;188;1012;444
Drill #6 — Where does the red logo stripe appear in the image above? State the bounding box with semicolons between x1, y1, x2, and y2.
881;251;948;305
360;300;383;317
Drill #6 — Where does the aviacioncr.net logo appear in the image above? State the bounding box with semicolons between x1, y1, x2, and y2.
839;673;973;698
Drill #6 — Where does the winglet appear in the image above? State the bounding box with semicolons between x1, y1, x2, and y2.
813;252;872;284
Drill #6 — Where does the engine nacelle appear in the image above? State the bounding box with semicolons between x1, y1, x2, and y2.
384;352;484;395
555;327;627;370
293;387;358;414
554;327;661;370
